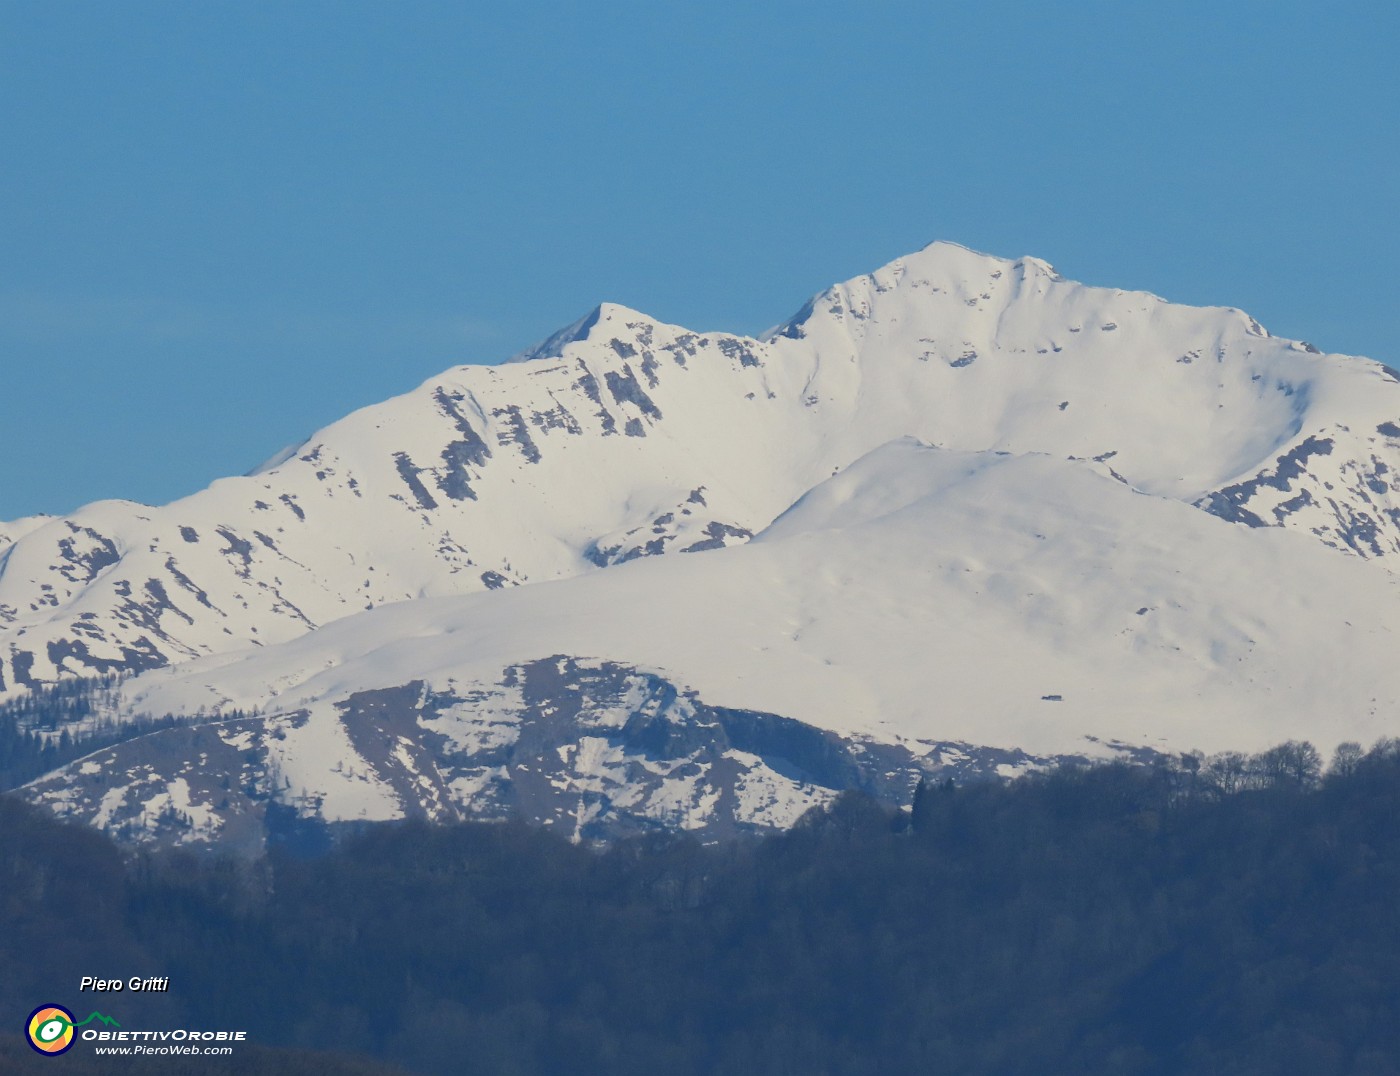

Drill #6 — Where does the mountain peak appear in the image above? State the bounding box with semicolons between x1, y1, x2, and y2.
764;240;1067;342
9;238;1400;849
5;238;1400;712
510;301;660;363
886;239;1061;283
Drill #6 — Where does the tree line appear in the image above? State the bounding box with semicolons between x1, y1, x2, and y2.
0;675;254;791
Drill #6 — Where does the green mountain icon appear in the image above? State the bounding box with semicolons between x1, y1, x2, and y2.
74;1012;120;1029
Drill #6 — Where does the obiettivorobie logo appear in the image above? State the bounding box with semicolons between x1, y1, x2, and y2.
24;1002;247;1058
25;1005;119;1056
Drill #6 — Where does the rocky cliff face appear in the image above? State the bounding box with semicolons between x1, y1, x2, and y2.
24;656;1073;852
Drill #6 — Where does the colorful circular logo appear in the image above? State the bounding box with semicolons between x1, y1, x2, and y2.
27;1005;76;1055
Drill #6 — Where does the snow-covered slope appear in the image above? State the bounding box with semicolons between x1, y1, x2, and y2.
5;241;1399;699
110;439;1400;754
23;439;1400;847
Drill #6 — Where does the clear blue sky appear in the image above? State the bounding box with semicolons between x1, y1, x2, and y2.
3;1;1397;519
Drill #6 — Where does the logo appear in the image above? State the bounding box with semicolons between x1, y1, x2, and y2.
25;1006;121;1056
26;1005;76;1055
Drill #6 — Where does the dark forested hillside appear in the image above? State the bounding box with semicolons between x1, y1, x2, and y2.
5;741;1400;1074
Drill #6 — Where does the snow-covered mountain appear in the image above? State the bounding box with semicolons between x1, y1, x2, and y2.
8;241;1400;847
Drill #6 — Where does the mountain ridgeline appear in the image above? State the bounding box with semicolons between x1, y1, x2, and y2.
3;241;1400;849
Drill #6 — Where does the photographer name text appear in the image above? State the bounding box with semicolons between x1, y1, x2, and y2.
79;976;170;993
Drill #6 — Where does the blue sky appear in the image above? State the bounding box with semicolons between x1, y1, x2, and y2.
3;1;1397;518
